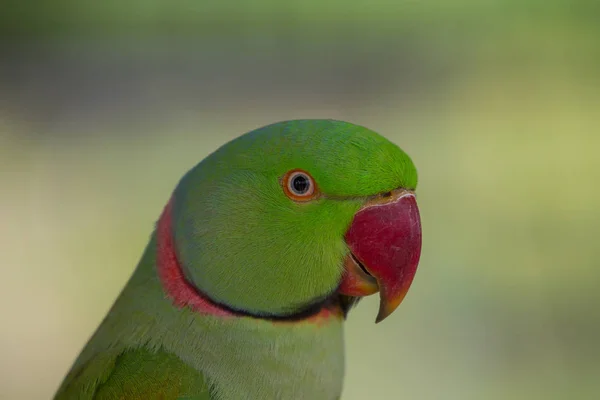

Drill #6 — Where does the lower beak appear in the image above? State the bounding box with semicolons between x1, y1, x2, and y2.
339;189;422;323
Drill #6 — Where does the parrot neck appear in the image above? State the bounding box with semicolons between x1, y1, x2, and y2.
156;198;343;324
72;230;347;400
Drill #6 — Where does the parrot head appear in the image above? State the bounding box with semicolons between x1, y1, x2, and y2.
170;119;421;323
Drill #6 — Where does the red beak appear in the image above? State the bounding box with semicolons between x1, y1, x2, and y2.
339;189;422;323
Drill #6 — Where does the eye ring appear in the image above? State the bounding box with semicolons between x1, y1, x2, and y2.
281;169;319;202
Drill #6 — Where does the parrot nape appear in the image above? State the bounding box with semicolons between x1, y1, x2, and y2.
54;119;422;400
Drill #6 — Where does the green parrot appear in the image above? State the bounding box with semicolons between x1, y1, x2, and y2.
54;119;422;400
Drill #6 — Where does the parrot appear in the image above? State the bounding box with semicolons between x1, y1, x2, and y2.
53;119;422;400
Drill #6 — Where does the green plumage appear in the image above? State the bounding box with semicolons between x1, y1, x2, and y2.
54;119;418;400
59;347;210;399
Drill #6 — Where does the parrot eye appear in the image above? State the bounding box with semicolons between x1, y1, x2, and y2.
291;174;310;194
282;169;318;202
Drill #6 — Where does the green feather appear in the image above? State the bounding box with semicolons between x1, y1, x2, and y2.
56;347;211;399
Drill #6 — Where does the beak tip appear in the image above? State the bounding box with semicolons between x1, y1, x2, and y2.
375;287;409;323
374;303;392;324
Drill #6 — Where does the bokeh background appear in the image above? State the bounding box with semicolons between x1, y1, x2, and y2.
1;1;599;399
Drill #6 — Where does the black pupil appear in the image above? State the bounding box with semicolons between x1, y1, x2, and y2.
291;175;310;194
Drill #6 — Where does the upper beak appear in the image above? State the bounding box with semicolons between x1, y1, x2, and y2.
339;189;422;323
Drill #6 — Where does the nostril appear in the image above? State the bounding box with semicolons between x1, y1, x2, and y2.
382;191;392;198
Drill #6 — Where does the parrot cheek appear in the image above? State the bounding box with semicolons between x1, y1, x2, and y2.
341;189;422;323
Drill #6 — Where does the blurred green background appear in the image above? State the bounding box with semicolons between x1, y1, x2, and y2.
1;1;599;399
